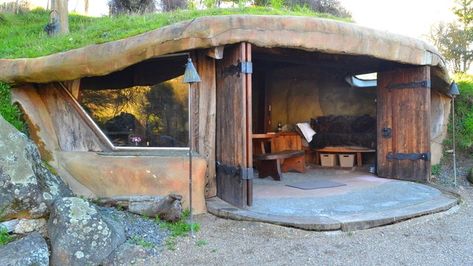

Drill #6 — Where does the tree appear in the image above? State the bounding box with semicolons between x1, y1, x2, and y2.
254;0;351;18
50;0;69;34
84;0;89;15
108;0;156;15
161;0;187;11
430;0;473;73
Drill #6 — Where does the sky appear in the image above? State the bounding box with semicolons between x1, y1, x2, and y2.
339;0;456;41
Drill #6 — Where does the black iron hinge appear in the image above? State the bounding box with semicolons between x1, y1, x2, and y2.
387;152;431;161
387;80;431;90
223;61;253;76
216;162;254;180
382;128;392;138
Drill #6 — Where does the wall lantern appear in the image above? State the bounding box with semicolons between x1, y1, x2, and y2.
183;57;201;237
449;81;460;187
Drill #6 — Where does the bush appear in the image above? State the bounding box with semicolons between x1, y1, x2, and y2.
450;74;473;153
431;164;441;176
0;227;13;246
0;82;25;132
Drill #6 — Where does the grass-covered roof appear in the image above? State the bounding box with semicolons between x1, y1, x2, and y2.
0;7;348;59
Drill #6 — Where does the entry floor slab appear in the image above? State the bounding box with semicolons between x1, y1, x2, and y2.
207;169;459;231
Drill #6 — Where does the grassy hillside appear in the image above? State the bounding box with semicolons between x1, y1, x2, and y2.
0;7;349;59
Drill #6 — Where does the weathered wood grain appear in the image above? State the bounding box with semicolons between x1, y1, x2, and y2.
216;43;249;207
377;66;431;181
39;84;110;152
194;51;217;198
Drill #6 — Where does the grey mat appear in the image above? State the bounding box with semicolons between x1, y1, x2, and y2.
286;180;346;190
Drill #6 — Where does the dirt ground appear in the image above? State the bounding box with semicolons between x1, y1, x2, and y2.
159;187;473;266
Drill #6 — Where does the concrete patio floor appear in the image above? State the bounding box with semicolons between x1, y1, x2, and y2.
207;168;459;231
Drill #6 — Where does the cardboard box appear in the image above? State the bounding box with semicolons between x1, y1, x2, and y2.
320;153;337;167
339;154;355;167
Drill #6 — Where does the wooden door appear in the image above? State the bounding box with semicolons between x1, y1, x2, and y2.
377;66;431;181
216;43;253;207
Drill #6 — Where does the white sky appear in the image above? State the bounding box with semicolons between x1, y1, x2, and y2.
339;0;456;41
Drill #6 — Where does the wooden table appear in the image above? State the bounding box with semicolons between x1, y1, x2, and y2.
315;146;376;167
252;133;276;155
252;132;305;180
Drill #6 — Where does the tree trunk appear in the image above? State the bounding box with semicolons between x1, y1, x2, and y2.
51;0;69;34
15;0;19;14
84;0;89;15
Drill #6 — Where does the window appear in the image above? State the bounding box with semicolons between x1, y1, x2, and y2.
78;55;189;148
345;73;377;88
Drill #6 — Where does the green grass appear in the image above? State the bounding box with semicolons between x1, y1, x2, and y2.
443;73;473;154
156;210;200;237
156;209;200;250
0;226;13;246
0;7;350;59
129;235;155;249
431;164;441;176
195;239;208;247
0;82;25;131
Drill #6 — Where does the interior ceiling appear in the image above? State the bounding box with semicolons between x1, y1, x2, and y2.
252;46;410;76
252;46;449;94
80;54;188;90
79;46;449;94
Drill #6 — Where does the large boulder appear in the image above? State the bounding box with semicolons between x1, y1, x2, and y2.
0;232;49;266
0;116;72;221
48;197;126;266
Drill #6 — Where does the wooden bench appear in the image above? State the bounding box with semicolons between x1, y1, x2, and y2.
315;146;376;167
255;150;305;181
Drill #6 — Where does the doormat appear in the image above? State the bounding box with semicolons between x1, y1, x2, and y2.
286;180;346;190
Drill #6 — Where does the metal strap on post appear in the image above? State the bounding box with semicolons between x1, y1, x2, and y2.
387;152;431;161
387;80;431;90
216;162;254;180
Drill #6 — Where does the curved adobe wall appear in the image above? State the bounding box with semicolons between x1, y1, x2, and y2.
12;85;208;213
431;91;451;165
57;151;207;213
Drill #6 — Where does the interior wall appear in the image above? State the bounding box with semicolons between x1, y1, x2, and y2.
268;66;377;131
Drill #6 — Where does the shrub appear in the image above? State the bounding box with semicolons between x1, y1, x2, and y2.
0;82;25;132
449;74;473;153
431;164;441;176
0;226;13;246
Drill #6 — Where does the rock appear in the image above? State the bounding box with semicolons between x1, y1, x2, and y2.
0;232;49;266
102;243;160;266
128;193;183;222
0;116;72;221
48;197;126;266
1;218;47;235
14;218;47;235
0;219;18;233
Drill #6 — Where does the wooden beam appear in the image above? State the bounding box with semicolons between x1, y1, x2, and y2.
195;50;217;198
206;46;224;60
66;79;81;99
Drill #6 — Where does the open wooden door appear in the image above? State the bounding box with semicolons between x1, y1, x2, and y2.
216;43;253;207
377;66;431;181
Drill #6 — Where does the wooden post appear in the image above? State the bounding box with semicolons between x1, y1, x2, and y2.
194;51;217;198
